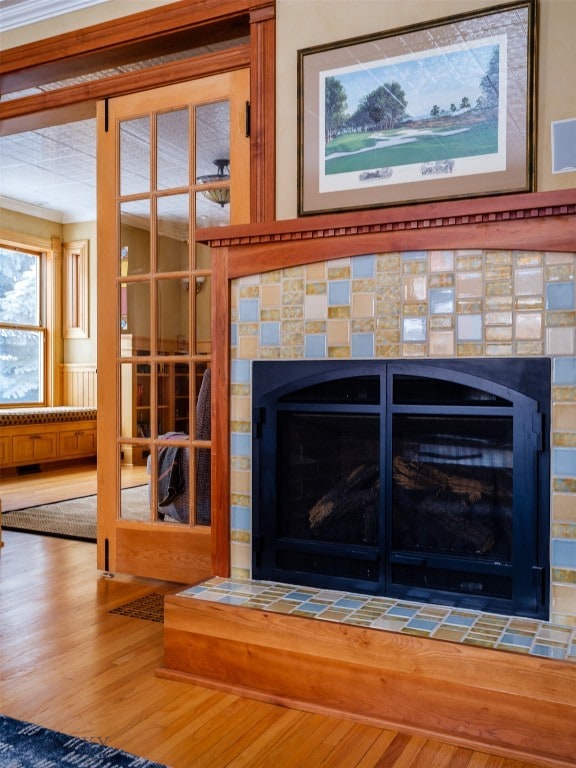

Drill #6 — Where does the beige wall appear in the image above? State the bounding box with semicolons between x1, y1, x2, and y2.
276;0;576;218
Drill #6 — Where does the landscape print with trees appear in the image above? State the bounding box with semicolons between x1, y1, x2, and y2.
299;1;534;214
320;38;505;192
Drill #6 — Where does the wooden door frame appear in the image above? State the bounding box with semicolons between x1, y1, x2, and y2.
0;0;275;223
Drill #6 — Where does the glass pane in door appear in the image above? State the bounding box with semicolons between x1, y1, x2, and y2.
121;199;151;275
120;116;150;195
157;108;189;190
195;101;230;228
157;194;189;272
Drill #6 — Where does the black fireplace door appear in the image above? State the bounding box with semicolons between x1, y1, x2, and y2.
252;359;550;618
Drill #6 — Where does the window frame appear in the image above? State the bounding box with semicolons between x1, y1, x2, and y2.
0;230;61;408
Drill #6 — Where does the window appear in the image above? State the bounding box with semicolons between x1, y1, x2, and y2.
0;246;46;405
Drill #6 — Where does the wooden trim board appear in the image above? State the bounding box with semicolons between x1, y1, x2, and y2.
159;594;576;767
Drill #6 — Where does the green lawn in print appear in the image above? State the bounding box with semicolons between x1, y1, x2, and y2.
325;120;497;175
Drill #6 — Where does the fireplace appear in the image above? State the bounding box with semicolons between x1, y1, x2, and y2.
252;358;550;618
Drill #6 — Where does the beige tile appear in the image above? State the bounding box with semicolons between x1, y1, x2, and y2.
260;284;281;307
306;262;326;280
552;493;576;522
457;272;483;298
429;330;454;356
231;395;251;421
515;312;542;340
515;267;543;295
403;276;427;302
552;584;576;617
429;251;454;272
327;320;350;345
238;335;258;358
486;326;513;342
304;294;327;319
553;404;576;431
352;293;375;317
547;327;575;355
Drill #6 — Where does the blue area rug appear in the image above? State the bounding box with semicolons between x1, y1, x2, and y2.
0;715;170;767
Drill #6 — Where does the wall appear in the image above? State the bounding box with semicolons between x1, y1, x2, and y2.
276;0;576;219
228;247;576;626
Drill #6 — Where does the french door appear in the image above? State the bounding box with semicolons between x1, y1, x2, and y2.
97;71;249;581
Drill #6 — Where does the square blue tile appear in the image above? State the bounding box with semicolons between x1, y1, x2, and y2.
351;333;374;357
430;287;455;314
546;282;575;310
285;591;314;602
530;643;566;660
230;432;251;457
231;323;238;346
328;280;350;305
406;618;438;632
238;298;259;322
551;538;576;568
553;447;576;477
443;615;476;627
231;505;251;531
231;359;251;384
554;357;576;385
335;598;366;609
457;314;483;342
352;255;375;278
402;317;426;342
260;321;280;346
500;632;533;648
305;334;326;358
387;605;418;618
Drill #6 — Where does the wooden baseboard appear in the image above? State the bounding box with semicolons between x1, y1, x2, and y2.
160;595;576;768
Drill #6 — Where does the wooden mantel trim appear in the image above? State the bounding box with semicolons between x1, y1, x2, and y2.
205;188;575;578
199;188;576;250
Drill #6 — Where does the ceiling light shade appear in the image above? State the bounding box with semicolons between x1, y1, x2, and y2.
198;158;230;207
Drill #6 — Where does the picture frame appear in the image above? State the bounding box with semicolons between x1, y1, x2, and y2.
298;0;536;216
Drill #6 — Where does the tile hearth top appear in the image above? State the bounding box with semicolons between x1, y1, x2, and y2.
179;577;576;663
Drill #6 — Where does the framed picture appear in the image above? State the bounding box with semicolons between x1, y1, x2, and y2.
298;0;536;216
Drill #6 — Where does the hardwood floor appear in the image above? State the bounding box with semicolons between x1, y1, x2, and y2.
0;460;147;511
0;529;549;767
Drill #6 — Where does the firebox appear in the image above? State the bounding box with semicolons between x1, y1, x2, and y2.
252;359;550;619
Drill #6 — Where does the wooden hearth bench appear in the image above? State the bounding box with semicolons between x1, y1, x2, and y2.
159;579;576;768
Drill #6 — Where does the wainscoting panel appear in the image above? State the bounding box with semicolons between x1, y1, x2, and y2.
60;364;97;407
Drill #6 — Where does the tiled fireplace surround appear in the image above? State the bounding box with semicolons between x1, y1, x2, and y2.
224;236;576;629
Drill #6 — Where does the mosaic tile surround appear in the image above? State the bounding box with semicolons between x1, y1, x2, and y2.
181;576;576;663
228;249;576;627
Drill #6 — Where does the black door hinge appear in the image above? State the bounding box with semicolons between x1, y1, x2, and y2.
245;101;251;138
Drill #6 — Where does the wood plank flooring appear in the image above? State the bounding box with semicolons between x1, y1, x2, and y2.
0;465;550;767
0;460;147;511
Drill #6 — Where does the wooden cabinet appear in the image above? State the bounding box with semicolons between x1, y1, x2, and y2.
59;425;97;457
13;430;59;464
0;435;12;467
0;417;97;471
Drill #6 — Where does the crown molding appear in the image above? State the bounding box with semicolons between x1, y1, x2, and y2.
0;0;111;33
